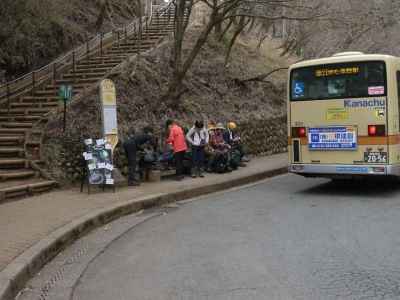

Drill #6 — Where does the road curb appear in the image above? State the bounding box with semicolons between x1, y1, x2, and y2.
0;166;287;300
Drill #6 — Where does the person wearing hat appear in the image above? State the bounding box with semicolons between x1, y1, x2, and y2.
207;122;231;173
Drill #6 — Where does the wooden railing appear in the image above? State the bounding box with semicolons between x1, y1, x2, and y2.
0;1;174;108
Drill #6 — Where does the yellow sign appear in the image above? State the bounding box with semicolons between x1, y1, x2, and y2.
100;79;118;152
316;67;359;77
326;108;349;121
375;109;385;119
100;79;116;106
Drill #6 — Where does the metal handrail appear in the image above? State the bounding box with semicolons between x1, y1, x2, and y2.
0;1;174;107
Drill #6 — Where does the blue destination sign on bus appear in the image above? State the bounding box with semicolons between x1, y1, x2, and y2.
344;99;385;108
309;127;357;150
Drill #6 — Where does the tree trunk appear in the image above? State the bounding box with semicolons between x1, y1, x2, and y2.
224;16;249;66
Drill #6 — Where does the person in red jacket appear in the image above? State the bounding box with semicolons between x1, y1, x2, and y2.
166;119;188;180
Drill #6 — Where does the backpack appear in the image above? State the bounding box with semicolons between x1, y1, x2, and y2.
143;149;157;163
229;149;241;170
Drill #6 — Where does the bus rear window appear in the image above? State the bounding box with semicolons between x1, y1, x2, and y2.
290;61;387;101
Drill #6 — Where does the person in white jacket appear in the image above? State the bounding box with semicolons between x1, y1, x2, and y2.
186;120;209;178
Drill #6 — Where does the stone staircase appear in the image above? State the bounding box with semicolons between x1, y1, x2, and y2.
0;5;181;202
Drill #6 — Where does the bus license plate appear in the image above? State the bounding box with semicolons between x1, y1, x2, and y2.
309;127;357;150
364;151;387;163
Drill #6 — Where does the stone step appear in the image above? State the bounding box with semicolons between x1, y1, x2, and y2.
0;158;27;168
1;122;33;129
11;102;58;109
0;136;24;146
0;147;25;156
111;45;154;51
34;89;79;97
135;32;171;37
0;108;51;115
0;128;27;135
0;115;42;122
0;169;35;181
0;179;57;202
71;66;111;73
33;90;57;96
107;48;152;55
77;60;120;67
129;36;162;41
112;44;154;51
43;83;88;91
147;27;175;31
116;40;155;47
100;54;130;60
86;57;122;64
55;77;100;85
20;96;59;103
63;72;105;80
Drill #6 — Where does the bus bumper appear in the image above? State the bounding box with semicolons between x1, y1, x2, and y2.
289;164;400;177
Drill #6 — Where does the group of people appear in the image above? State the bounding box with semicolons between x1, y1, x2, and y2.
123;119;248;186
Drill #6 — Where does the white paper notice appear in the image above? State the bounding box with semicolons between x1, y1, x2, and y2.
96;139;105;146
105;163;114;171
97;162;106;169
106;179;114;185
84;139;93;145
103;107;118;135
83;152;93;160
88;163;96;170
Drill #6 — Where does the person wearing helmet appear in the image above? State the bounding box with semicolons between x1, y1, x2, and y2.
224;121;249;165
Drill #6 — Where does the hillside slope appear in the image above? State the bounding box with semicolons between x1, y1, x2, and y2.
41;26;292;182
0;0;140;80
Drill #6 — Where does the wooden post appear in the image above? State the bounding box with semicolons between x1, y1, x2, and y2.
145;16;148;40
137;22;141;55
72;51;76;83
53;63;57;96
100;34;103;57
31;71;36;96
53;63;57;83
124;26;128;40
86;41;90;61
72;51;76;73
6;83;10;115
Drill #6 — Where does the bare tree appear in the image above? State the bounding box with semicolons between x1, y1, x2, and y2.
163;0;323;106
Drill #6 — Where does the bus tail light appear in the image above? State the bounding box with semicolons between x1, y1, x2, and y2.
368;125;385;136
292;127;307;138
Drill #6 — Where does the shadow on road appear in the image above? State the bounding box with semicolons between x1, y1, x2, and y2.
299;178;400;198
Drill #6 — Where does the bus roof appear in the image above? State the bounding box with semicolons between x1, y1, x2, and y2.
290;53;399;70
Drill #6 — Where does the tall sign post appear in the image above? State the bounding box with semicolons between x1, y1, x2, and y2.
58;85;73;132
99;79;118;152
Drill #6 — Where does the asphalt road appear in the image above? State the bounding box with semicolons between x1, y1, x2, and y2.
19;174;400;300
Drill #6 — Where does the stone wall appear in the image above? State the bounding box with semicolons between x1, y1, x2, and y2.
239;116;287;156
42;116;288;185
